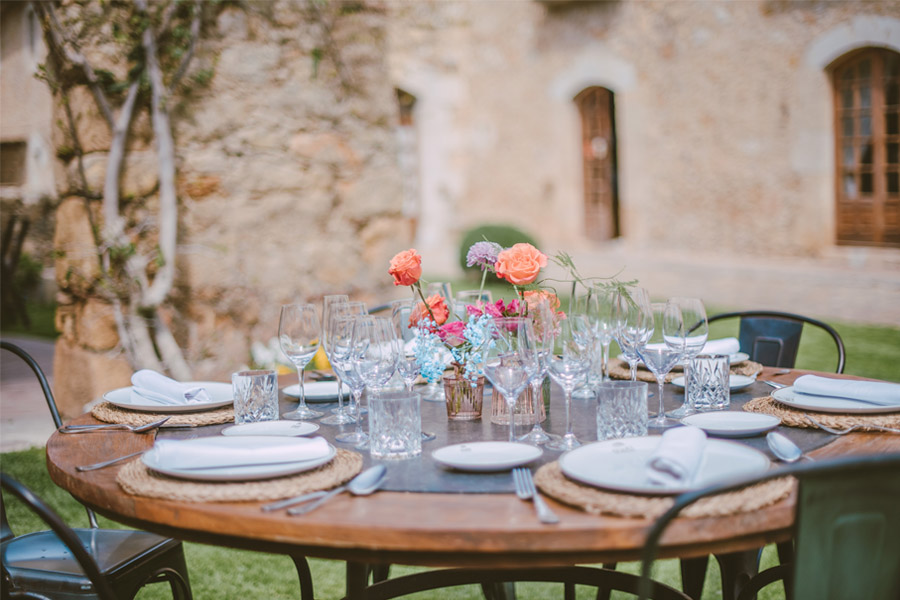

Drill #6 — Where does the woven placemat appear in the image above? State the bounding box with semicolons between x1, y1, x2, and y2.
116;448;363;503
607;359;763;383
91;401;235;427
534;461;793;519
743;395;900;431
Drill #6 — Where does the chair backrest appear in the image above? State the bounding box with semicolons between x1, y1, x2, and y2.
0;340;99;528
706;311;846;373
0;473;117;600
638;453;900;600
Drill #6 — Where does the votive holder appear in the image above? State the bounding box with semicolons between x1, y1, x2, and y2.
596;380;648;440
232;369;279;424
687;354;731;411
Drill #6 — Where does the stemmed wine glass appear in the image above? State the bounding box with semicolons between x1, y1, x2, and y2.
518;298;561;446
278;303;322;420
667;297;709;419
323;301;367;425
591;286;617;382
613;287;652;381
544;315;594;451
342;316;397;447
481;317;536;444
321;295;349;420
636;301;685;429
570;292;600;399
455;289;492;320
391;299;436;442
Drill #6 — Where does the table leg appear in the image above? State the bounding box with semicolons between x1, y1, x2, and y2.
289;554;315;600
346;561;369;600
680;556;709;599
714;550;759;600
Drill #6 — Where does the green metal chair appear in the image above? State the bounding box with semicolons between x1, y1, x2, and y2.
639;453;900;600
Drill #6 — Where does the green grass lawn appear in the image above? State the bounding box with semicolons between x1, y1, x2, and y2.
2;293;896;598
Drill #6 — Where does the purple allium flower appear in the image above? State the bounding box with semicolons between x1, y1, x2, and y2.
466;241;503;270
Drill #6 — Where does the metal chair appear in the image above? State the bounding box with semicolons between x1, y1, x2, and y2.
639;453;900;600
706;310;846;374
0;340;192;599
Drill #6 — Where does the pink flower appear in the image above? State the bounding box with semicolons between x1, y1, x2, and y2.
438;321;467;347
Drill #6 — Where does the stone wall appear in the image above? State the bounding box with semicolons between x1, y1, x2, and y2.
49;1;406;415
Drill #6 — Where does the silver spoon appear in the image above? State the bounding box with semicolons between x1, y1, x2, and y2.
766;431;814;463
60;417;171;434
286;465;387;516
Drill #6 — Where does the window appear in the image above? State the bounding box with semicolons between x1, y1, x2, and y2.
832;48;900;247
0;141;27;186
575;87;620;241
395;89;420;235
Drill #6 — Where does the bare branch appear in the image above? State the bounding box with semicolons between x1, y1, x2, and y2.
167;0;202;95
137;0;178;309
153;312;192;380
102;80;140;237
35;2;115;128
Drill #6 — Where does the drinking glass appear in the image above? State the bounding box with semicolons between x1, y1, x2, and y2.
331;315;367;444
667;297;709;419
570;292;600;399
455;289;493;320
322;294;349;414
481;317;535;444
342;316;398;447
590;286;617;382
391;300;436;442
636;301;685;429
322;300;367;425
518;298;560;446
278;303;322;420
545;315;594;451
425;281;453;305
232;369;279;424
613;287;652;381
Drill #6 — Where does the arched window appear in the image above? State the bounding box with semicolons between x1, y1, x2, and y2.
832;48;900;247
395;88;420;237
575;87;620;241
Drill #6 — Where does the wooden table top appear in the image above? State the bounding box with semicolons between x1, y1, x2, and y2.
45;368;900;568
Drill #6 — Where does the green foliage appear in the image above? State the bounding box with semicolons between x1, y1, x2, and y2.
457;224;539;278
14;253;43;297
191;67;215;88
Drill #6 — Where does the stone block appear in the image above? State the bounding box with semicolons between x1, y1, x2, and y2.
77;299;120;352
73;151;160;199
67;86;111;154
54;197;101;296
52;338;132;418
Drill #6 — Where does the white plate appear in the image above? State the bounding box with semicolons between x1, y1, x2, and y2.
671;374;756;392
221;420;319;437
283;381;350;402
618;352;749;369
142;437;336;481
559;436;770;494
681;412;780;438
103;382;233;413
432;442;542;472
771;386;900;414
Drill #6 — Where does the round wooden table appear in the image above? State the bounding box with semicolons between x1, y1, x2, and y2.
45;368;900;595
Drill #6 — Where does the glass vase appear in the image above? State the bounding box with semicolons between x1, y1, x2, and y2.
443;375;485;420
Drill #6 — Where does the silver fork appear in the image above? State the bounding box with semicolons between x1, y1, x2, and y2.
512;467;558;524
805;415;900;435
59;417;170;434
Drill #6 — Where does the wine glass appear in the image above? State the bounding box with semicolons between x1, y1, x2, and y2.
570;292;600;399
322;300;367;425
667;297;709;419
481;317;535;444
613;287;652;381
455;289;493;320
637;301;685;429
518;298;561;446
591;286;617;382
545;315;594;451
278;303;322;420
342;316;398;447
391;300;436;442
331;315;367;444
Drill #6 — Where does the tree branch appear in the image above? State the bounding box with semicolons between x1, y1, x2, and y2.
167;0;202;95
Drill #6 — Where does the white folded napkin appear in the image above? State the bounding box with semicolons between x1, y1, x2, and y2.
646;426;708;487
701;338;740;356
147;436;331;470
130;369;211;405
793;375;900;407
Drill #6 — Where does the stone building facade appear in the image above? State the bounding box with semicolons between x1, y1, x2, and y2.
2;0;899;415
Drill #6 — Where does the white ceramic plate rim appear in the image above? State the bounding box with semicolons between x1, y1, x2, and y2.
671;374;756;391
221;420;319;437
680;412;781;437
432;442;542;472
103;382;233;413
282;381;350;401
772;386;900;414
559;436;770;494
143;439;336;481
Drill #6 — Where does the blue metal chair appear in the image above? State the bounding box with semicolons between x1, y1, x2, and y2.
707;310;846;374
639;453;900;600
0;341;192;599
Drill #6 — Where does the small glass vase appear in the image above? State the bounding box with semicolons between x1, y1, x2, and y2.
443;375;485;420
491;377;549;426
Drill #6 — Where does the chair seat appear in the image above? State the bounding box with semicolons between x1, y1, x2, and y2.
3;528;182;596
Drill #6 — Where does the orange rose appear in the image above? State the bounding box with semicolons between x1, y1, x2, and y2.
494;243;548;285
409;294;450;327
388;249;422;286
523;289;561;313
